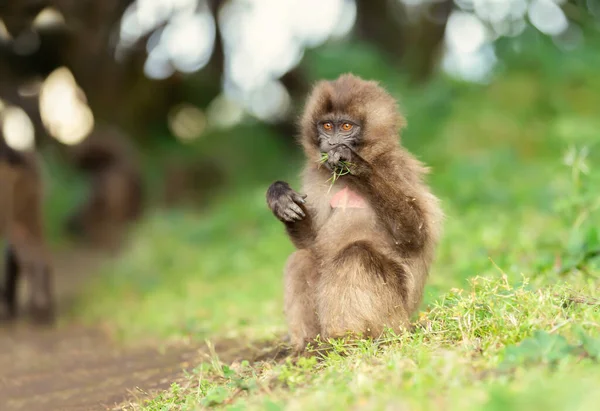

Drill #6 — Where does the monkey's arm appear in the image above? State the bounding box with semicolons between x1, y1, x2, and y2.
283;212;316;249
266;181;316;249
327;146;427;252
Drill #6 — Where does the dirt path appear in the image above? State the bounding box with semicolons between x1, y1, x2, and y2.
0;325;205;411
0;246;226;411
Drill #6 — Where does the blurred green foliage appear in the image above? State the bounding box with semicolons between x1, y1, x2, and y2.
62;19;600;337
41;24;600;410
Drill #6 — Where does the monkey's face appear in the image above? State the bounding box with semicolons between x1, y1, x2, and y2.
301;74;406;163
316;117;362;154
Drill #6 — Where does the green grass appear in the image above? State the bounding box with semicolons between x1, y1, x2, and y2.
138;277;600;411
73;188;294;341
58;35;600;410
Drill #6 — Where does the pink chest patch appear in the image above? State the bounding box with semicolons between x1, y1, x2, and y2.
329;186;367;209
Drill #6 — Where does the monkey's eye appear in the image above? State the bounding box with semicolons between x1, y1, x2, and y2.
323;122;333;131
342;122;353;131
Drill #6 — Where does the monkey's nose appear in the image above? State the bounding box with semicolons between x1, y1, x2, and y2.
321;141;334;151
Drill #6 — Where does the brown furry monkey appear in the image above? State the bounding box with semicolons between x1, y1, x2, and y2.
266;74;443;350
0;135;55;324
65;125;144;247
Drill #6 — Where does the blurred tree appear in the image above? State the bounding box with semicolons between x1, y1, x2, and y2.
1;0;453;146
2;0;597;154
0;0;181;141
355;0;452;82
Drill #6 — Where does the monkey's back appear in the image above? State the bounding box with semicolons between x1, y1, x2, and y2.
0;164;14;236
0;150;44;236
8;151;46;241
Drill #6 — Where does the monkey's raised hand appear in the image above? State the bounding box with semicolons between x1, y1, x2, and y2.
266;181;307;223
326;144;370;177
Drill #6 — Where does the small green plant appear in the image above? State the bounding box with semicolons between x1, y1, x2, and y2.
535;145;600;278
500;328;600;372
501;331;574;369
319;152;354;192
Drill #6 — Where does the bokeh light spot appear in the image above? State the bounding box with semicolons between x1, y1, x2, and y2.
528;0;568;36
39;67;95;146
1;106;36;151
32;7;66;29
168;103;207;142
0;19;11;40
205;94;245;129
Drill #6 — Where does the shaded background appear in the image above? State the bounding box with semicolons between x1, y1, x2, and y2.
1;0;599;334
2;3;600;409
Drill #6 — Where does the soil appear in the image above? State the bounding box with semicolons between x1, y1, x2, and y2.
0;246;285;411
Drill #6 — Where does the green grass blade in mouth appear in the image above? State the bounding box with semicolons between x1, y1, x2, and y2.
319;152;329;164
319;152;353;193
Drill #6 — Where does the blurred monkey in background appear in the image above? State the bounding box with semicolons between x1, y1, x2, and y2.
0;124;55;324
65;125;145;248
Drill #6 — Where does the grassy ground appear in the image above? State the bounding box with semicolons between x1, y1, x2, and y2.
55;38;600;410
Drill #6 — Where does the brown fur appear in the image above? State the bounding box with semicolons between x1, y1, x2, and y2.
267;74;443;350
162;158;226;209
0;136;55;324
65;125;144;247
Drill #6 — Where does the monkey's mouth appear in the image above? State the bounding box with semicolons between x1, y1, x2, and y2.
318;152;353;192
319;152;352;172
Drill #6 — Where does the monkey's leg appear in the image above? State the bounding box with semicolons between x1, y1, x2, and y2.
317;241;410;340
284;250;321;351
23;260;56;325
1;244;20;320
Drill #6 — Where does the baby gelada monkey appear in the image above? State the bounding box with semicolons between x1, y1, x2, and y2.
266;74;443;351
